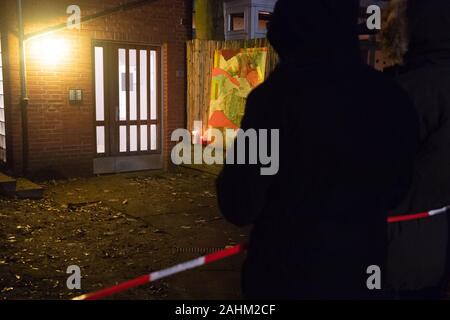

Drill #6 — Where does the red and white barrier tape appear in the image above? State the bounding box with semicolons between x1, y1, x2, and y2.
73;243;247;300
387;206;448;223
73;207;448;300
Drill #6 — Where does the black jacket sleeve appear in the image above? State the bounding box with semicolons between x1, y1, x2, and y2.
402;92;450;213
216;87;279;227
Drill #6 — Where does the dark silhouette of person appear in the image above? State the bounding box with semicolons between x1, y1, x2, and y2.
382;0;450;299
216;0;419;299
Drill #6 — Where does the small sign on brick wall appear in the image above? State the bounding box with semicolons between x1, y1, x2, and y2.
69;89;83;104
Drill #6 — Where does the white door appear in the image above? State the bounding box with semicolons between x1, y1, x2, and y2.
93;42;163;174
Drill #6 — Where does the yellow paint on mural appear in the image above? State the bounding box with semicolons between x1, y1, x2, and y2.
209;47;268;128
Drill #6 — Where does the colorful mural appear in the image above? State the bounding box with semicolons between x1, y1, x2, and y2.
209;48;268;129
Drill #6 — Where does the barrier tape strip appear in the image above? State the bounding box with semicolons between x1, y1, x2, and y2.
73;207;448;300
73;243;247;300
387;207;448;223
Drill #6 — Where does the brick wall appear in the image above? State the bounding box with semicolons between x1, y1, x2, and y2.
1;0;192;178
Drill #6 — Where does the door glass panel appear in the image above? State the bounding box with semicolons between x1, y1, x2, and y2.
140;50;148;120
129;49;137;121
130;125;137;152
150;124;157;150
119;125;127;152
0;34;4;162
96;126;105;154
140;125;148;151
94;47;104;121
150;50;157;120
118;48;127;121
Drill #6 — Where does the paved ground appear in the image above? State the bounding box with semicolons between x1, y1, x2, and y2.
3;167;449;300
0;167;249;300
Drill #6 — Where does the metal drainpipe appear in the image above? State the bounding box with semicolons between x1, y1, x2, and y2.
17;0;29;176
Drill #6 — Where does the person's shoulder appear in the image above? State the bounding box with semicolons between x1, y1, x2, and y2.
383;65;399;78
358;65;408;97
396;63;450;90
246;81;270;106
246;66;283;103
358;65;417;116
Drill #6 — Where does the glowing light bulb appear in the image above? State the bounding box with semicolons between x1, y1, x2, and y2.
29;36;70;67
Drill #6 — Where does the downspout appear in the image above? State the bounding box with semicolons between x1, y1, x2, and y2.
17;0;29;176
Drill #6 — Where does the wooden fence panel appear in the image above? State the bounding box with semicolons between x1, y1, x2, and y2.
186;39;279;132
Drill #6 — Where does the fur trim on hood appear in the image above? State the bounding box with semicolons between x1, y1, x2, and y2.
379;0;409;65
381;0;450;66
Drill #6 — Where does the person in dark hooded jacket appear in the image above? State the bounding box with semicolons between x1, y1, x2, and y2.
216;0;419;299
381;0;450;299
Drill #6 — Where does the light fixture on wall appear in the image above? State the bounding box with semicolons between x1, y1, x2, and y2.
28;36;70;66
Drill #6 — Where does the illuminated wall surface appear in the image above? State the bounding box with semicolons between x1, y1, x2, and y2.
0;35;5;163
0;0;191;177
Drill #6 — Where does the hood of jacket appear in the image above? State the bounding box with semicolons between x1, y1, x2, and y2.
405;0;450;66
267;0;361;64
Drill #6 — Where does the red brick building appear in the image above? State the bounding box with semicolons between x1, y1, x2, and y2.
0;0;192;178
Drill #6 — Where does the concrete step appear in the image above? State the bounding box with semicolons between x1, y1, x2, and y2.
0;172;44;199
14;178;44;199
0;172;17;193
